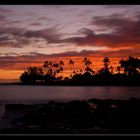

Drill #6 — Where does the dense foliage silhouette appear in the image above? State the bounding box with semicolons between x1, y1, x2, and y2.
20;56;140;85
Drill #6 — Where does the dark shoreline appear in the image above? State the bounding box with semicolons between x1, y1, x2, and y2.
1;82;140;87
1;98;140;134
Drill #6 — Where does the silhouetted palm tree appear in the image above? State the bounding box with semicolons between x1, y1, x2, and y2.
59;60;64;78
59;60;64;66
52;63;59;77
98;57;111;76
43;61;50;69
43;60;53;75
83;57;92;67
103;57;110;70
68;59;74;75
59;66;64;78
82;57;92;73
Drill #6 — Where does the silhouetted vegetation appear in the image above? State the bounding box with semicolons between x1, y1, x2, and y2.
19;56;140;85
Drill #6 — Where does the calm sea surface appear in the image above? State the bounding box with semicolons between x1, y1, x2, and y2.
0;85;140;103
0;85;140;128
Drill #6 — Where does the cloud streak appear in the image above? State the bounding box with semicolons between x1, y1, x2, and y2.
0;7;13;13
1;7;140;51
55;13;140;49
0;25;62;47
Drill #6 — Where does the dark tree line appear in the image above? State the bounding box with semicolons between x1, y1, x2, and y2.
20;56;140;85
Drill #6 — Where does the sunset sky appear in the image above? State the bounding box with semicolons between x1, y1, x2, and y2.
0;5;140;82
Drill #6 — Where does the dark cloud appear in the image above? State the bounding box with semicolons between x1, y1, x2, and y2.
0;27;31;48
11;20;23;24
92;14;130;28
38;16;52;21
48;50;104;57
0;13;9;23
58;28;96;46
0;8;13;13
23;25;62;43
1;12;140;50
56;14;140;49
0;15;6;20
0;27;25;36
49;48;140;57
0;53;46;70
1;52;19;56
0;36;10;42
30;22;42;26
58;28;119;46
92;13;140;40
0;25;62;47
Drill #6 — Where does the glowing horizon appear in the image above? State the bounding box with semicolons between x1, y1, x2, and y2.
0;56;128;81
0;5;140;81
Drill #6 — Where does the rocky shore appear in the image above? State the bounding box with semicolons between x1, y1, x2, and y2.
0;98;140;134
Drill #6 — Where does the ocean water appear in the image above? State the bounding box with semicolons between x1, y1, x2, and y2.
0;85;140;102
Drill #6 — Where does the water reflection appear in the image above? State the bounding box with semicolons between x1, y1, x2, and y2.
0;85;140;102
